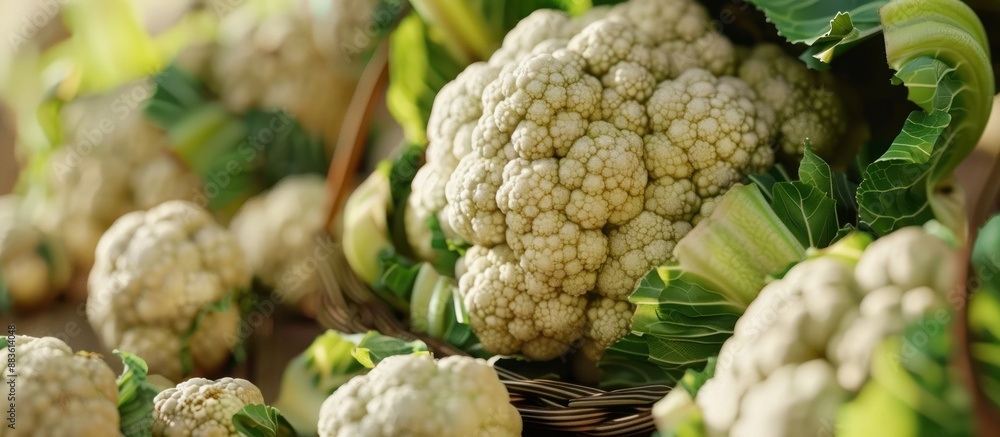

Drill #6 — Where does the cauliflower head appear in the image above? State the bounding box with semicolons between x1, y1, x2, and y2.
87;200;251;380
230;174;330;311
0;196;70;311
39;82;200;269
213;0;360;147
408;0;780;360
2;335;119;436
737;44;851;162
683;228;954;437
152;377;264;437
317;354;522;437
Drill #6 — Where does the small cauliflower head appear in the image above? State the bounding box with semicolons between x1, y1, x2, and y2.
737;44;850;163
87;200;251;380
4;335;119;436
230;174;330;311
0;196;70;311
413;0;776;360
152;377;264;437
40;82;200;269
687;228;954;437
317;354;522;437
214;0;359;147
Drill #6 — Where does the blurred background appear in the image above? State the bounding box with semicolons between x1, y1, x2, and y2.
0;0;405;397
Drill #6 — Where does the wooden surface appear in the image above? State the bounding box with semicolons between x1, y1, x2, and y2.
7;299;326;402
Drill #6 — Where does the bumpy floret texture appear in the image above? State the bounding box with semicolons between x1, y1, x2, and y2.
87;200;251;380
214;0;359;146
152;377;264;437
0;196;70;311
3;335;119;436
230;174;329;310
409;0;780;360
38;82;200;269
317;354;522;437
737;44;850;160
691;228;954;437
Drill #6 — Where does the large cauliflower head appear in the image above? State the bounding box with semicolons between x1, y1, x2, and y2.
87;200;251;380
692;228;954;437
0;196;70;311
4;335;120;436
317;354;522;437
410;0;780;360
230;174;330;311
40;82;200;269
152;377;264;437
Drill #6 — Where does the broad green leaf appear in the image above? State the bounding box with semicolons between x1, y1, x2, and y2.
857;0;993;236
428;214;464;276
232;404;298;437
600;269;741;387
348;331;430;368
115;350;162;437
770;181;839;248
744;0;888;68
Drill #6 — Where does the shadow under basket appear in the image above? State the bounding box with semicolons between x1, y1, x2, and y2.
315;241;669;436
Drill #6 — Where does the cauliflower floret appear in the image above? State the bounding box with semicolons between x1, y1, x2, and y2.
430;1;770;360
460;244;586;360
678;228;955;437
728;360;848;437
4;335;120;436
296;0;384;63
152;377;264;436
737;44;850;161
317;354;522;437
230;174;330;313
87;200;252;380
38;82;200;270
0;196;71;311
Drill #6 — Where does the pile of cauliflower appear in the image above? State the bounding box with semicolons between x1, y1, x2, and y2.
403;0;852;360
654;227;957;436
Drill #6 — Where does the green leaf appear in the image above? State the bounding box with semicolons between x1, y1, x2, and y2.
374;248;422;303
179;294;237;377
970;213;1000;409
770;181;839;248
744;0;888;68
857;0;993;236
115;350;162;437
428;214;465;276
600;268;742;387
409;263;443;334
244;110;329;187
598;333;678;389
348;331;430;368
233;404;298;437
676;357;717;398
